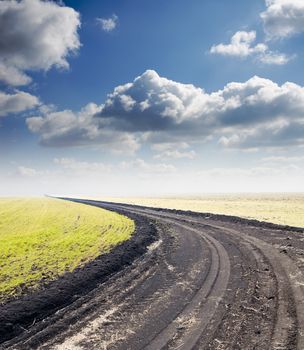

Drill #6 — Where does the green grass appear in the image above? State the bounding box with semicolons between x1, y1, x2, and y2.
0;198;134;302
101;193;304;228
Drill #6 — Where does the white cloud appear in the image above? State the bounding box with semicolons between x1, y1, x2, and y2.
99;71;304;129
198;166;283;178
258;51;293;65
27;70;304;151
151;142;191;152
261;0;304;39
210;31;267;57
152;142;196;160
54;157;112;173
17;166;40;177
0;90;39;117
0;63;32;87
260;155;304;163
0;0;80;86
98;70;212;126
120;158;176;174
26;103;139;153
27;103;102;143
218;119;304;150
153;149;196;160
210;31;292;65
97;14;118;32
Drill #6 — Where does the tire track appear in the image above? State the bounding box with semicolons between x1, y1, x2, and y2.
144;221;230;350
87;202;279;349
212;224;303;350
113;203;303;350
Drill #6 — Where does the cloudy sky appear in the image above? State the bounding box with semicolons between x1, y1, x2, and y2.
1;0;304;196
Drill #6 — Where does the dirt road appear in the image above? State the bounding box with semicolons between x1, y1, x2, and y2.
3;200;304;350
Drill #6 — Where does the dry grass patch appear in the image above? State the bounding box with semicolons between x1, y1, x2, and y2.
101;194;304;228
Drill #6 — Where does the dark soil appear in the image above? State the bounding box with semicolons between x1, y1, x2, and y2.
0;205;157;345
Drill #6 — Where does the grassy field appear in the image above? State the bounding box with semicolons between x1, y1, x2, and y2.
102;194;304;228
0;198;134;302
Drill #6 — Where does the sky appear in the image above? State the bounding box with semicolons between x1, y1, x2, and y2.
0;0;304;197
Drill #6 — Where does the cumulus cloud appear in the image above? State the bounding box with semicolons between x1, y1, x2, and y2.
26;103;139;153
97;14;118;32
219;120;304;150
27;103;103;145
98;70;304;131
27;70;304;151
0;62;32;87
210;31;292;65
261;0;304;39
210;31;267;57
258;51;293;65
0;0;80;86
0;90;39;117
212;77;304;126
97;70;212;129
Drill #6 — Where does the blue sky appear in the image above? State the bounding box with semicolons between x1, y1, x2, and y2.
1;0;304;196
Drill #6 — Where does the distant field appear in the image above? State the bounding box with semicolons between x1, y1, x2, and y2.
0;198;134;302
102;194;304;228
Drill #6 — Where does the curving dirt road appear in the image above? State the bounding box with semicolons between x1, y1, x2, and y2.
3;200;304;350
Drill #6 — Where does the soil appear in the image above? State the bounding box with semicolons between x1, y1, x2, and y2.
0;207;157;346
1;199;304;350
